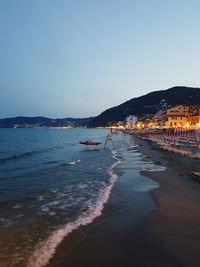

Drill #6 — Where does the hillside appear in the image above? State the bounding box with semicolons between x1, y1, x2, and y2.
0;116;92;128
89;86;200;126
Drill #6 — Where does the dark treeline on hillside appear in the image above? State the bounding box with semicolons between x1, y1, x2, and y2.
89;86;200;126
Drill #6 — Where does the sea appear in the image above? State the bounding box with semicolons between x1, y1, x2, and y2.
0;128;165;267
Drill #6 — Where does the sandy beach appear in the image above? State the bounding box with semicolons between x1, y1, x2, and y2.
139;139;200;267
43;135;200;267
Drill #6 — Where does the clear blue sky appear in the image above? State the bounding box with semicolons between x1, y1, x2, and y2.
1;0;200;118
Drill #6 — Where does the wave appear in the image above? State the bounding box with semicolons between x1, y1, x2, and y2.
28;151;120;267
44;161;59;165
0;149;51;164
68;159;81;165
0;144;65;165
141;165;166;172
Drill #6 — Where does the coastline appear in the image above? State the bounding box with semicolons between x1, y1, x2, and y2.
31;132;200;267
139;139;200;267
48;136;197;267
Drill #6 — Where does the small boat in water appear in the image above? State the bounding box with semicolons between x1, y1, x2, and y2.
79;140;102;146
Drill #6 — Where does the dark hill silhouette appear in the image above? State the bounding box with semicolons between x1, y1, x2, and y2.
89;86;200;126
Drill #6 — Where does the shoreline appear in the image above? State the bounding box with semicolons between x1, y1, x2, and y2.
43;134;200;267
139;139;200;267
49;135;192;267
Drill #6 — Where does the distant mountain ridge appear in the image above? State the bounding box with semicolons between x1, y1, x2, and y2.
89;86;200;126
2;86;200;128
0;116;92;128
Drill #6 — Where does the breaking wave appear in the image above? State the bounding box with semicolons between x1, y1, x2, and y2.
28;151;120;267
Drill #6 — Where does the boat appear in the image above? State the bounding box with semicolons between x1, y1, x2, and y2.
79;140;102;146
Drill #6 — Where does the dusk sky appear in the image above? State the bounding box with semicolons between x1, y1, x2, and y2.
1;0;200;118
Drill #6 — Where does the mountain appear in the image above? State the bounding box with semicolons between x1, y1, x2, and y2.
89;86;200;126
0;116;92;128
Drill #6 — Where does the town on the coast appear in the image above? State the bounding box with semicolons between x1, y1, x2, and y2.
113;104;200;179
110;104;200;146
111;104;200;130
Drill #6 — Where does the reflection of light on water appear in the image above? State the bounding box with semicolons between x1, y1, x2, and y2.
141;164;166;172
135;182;159;192
127;145;137;150
132;163;166;172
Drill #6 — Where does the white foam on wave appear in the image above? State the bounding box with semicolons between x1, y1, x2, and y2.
41;206;49;213
13;204;21;209
0;218;13;227
68;159;81;165
77;183;88;189
28;152;120;267
68;161;76;165
0;218;6;222
141;165;166;172
50;188;58;193
38;196;44;202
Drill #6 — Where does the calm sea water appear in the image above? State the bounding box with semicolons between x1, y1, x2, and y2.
0;128;165;267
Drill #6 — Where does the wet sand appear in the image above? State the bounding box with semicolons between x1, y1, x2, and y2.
139;139;200;267
47;138;200;267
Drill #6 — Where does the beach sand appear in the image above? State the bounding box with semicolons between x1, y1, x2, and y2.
139;139;200;267
47;138;200;267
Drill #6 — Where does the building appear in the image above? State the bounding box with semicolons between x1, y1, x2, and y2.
126;115;138;129
191;106;200;127
166;105;191;127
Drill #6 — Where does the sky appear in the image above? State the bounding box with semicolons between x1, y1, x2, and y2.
1;0;200;118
